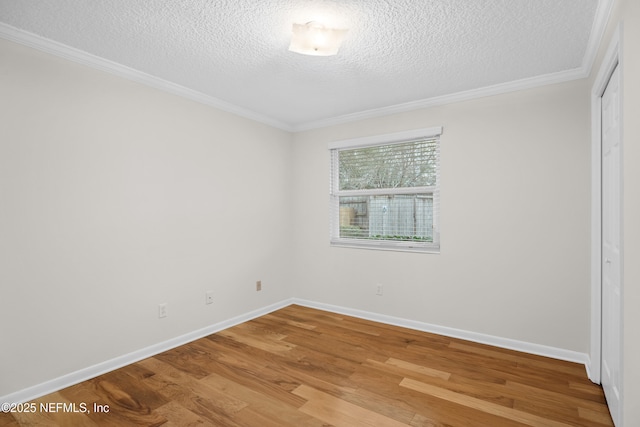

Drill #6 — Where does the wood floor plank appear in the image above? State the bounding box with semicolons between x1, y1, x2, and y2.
152;401;207;427
276;358;417;424
200;372;326;427
404;342;604;405
258;313;318;331
216;328;296;354
193;337;309;408
352;376;528;427
505;380;609;413
400;377;575;427
0;413;21;427
57;367;169;427
579;407;617;425
293;384;409;427
448;341;585;375
358;358;516;409
4;305;613;426
385;357;452;380
348;361;529;426
137;357;249;426
152;343;218;380
138;356;250;413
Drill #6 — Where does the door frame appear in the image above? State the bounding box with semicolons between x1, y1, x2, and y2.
589;23;623;387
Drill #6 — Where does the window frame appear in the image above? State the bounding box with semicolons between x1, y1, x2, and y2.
329;127;442;253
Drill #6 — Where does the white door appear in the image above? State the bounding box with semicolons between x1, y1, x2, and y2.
601;64;622;426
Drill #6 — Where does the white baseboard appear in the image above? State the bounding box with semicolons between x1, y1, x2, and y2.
585;357;598;384
1;296;590;405
292;298;590;366
0;298;294;405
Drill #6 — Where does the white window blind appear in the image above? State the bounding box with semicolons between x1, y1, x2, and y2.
329;128;441;252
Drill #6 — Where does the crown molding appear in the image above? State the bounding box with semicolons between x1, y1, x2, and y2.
1;0;614;134
581;0;615;74
291;67;589;131
0;23;295;132
292;0;614;132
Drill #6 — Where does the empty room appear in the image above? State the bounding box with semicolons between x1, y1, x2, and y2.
1;0;638;426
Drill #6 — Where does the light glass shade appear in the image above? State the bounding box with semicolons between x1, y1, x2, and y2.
289;22;348;56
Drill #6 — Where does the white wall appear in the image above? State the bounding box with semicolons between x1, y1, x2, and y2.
291;80;591;353
590;0;640;424
3;8;630;411
0;39;293;396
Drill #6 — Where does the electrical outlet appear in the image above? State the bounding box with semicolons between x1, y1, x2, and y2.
205;291;214;305
376;284;383;296
256;280;262;291
158;303;167;318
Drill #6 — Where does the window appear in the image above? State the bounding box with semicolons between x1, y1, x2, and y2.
329;127;441;252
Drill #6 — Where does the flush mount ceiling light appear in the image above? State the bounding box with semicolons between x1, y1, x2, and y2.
288;21;348;56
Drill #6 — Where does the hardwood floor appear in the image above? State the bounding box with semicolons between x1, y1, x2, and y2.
0;305;613;426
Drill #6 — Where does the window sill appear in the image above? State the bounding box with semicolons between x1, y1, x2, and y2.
330;239;440;254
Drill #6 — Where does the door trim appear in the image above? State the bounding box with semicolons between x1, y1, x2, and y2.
589;23;622;385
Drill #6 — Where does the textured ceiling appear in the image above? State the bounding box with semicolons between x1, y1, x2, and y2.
0;0;603;130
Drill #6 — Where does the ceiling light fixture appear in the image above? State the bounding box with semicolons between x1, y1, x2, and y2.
288;21;348;56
